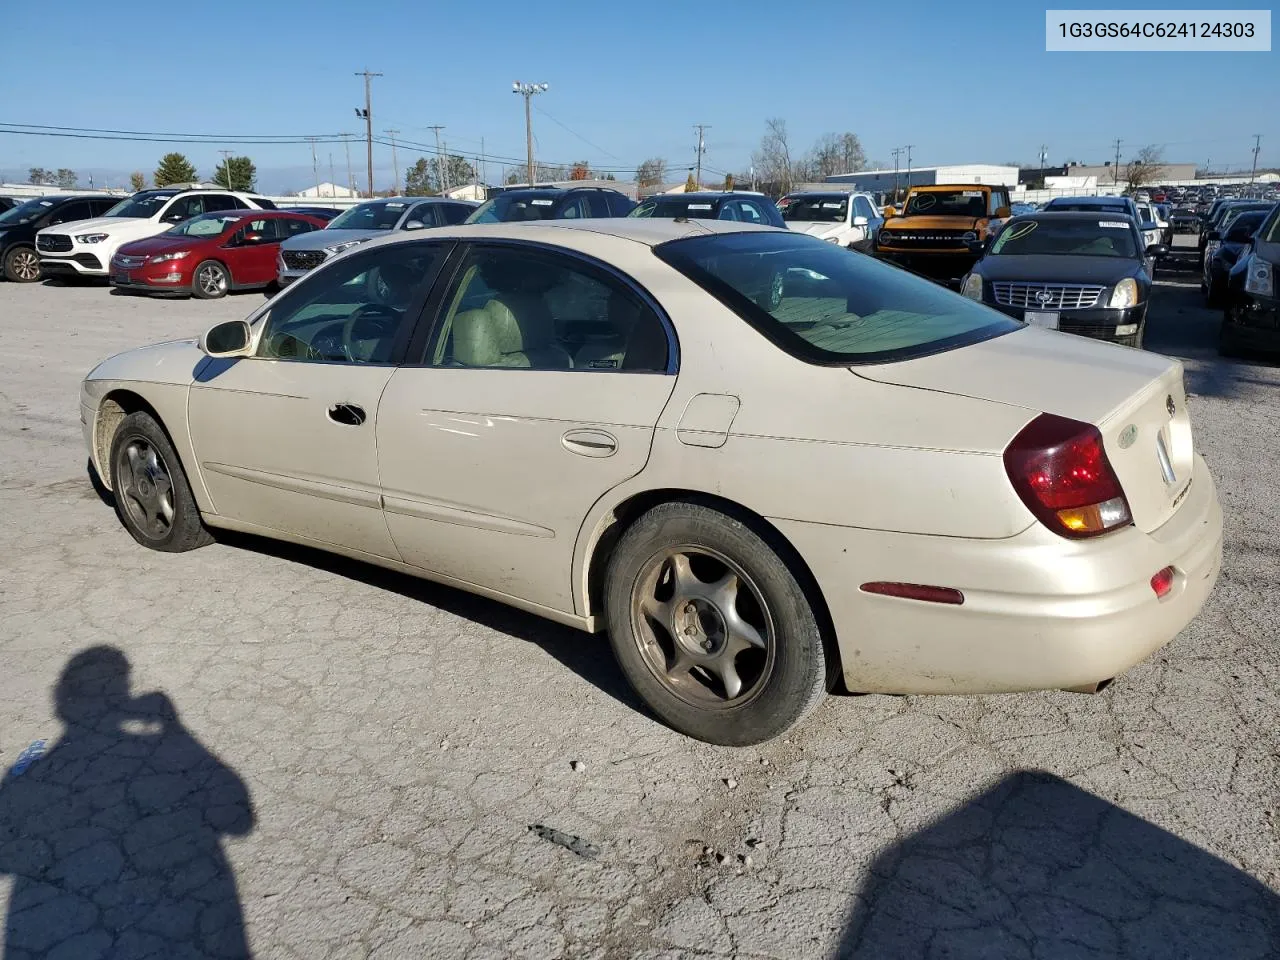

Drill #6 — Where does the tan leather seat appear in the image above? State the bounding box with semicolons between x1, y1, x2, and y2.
451;300;573;369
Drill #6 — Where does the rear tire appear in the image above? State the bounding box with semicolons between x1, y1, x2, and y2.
3;245;41;282
604;501;828;745
109;411;212;552
192;260;230;299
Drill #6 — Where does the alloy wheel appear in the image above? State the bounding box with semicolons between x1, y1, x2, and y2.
197;265;227;296
116;437;175;540
630;546;774;708
11;249;40;282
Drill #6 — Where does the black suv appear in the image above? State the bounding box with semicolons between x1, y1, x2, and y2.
466;187;635;223
629;191;785;227
0;194;120;282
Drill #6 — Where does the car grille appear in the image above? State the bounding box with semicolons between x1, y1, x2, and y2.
282;249;327;271
37;234;72;253
74;254;103;270
993;282;1104;310
113;254;147;269
879;229;970;249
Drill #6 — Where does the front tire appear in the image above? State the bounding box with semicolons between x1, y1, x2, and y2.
604;501;828;745
4;246;42;282
192;260;230;299
109;411;212;552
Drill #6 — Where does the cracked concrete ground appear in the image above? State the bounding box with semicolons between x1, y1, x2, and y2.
1;239;1278;959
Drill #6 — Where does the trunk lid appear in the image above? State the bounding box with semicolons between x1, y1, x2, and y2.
855;327;1194;533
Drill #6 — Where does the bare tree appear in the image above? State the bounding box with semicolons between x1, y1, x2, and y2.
806;132;867;179
635;157;666;187
752;118;795;196
1123;145;1167;192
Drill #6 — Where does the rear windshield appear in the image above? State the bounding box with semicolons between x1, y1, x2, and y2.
782;197;848;223
904;190;987;217
990;219;1139;258
327;201;407;231
655;232;1018;365
630;197;721;219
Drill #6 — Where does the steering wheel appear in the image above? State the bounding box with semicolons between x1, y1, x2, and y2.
341;304;400;362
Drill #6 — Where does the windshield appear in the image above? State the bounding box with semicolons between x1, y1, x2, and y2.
990;219;1139;258
903;190;987;218
105;192;177;219
782;197;848;223
0;198;54;227
630;197;722;219
655;232;1018;364
327;201;407;231
466;194;560;223
166;213;241;238
1220;206;1269;232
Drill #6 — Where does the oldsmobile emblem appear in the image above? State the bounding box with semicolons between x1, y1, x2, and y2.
1118;424;1138;449
1166;394;1176;416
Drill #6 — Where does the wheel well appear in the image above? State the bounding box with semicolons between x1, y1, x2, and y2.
585;489;842;680
94;390;164;489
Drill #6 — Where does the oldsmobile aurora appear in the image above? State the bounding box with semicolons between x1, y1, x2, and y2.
80;220;1223;744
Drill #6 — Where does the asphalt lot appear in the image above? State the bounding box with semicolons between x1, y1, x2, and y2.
1;240;1278;959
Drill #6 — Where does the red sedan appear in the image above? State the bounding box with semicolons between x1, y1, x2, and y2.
111;211;327;299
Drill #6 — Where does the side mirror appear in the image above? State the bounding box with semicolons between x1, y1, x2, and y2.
1146;243;1169;258
1205;230;1221;242
852;215;868;227
199;320;252;358
403;219;425;231
242;232;263;244
994;206;1012;219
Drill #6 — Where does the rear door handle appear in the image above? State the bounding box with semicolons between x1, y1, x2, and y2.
562;429;617;458
327;403;367;427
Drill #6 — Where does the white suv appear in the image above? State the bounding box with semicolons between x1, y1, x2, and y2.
36;188;273;279
779;191;883;249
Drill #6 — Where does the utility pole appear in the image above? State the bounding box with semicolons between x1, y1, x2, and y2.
384;129;400;194
903;144;914;191
328;153;335;197
305;137;320;197
354;69;382;197
426;126;446;194
1038;143;1048;187
479;136;486;192
1112;138;1122;186
891;146;903;201
693;124;710;188
217;150;234;190
512;82;549;186
749;164;756;192
1251;134;1262;183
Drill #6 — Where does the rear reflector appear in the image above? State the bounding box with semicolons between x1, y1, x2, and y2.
860;582;965;605
1150;566;1175;599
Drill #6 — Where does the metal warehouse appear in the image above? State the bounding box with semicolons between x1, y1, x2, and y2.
824;164;1020;192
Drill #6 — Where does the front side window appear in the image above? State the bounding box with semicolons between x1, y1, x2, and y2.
441;203;473;225
989;219;1139;258
404;203;441;228
0;198;54;226
656;231;1018;365
48;201;90;225
988;191;1009;216
854;196;876;220
257;244;445;364
424;245;669;372
466;194;561;223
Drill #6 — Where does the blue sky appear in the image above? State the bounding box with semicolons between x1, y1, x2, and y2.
1;0;1275;193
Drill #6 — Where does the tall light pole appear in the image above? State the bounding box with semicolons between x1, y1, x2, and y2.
341;133;355;196
355;69;382;197
426;126;446;194
1251;134;1262;183
512;82;549;185
385;129;400;194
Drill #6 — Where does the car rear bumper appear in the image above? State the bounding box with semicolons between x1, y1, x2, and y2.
774;453;1222;695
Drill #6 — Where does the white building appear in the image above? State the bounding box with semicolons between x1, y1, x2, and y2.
824;164;1020;192
295;182;360;199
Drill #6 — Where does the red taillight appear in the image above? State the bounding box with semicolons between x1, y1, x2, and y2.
1004;413;1132;539
1150;566;1175;598
860;582;965;605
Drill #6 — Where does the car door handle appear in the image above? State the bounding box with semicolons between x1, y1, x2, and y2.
561;429;617;458
327;403;367;427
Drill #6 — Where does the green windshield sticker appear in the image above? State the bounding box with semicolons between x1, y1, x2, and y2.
992;220;1037;252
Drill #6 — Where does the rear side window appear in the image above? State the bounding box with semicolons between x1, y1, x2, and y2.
656;231;1018;365
201;195;241;213
250;197;277;209
441;203;473;225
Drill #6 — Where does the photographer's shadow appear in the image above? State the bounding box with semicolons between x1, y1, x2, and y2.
0;647;254;959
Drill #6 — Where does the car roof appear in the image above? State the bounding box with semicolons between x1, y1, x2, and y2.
1012;210;1137;222
1047;196;1133;205
357;217;776;253
647;193;736;201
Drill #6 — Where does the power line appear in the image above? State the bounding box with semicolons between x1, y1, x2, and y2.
0;121;347;141
533;104;624;162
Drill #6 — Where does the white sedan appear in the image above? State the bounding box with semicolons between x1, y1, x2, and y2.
80;220;1223;744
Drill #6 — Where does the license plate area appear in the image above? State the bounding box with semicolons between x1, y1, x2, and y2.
1024;310;1059;329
